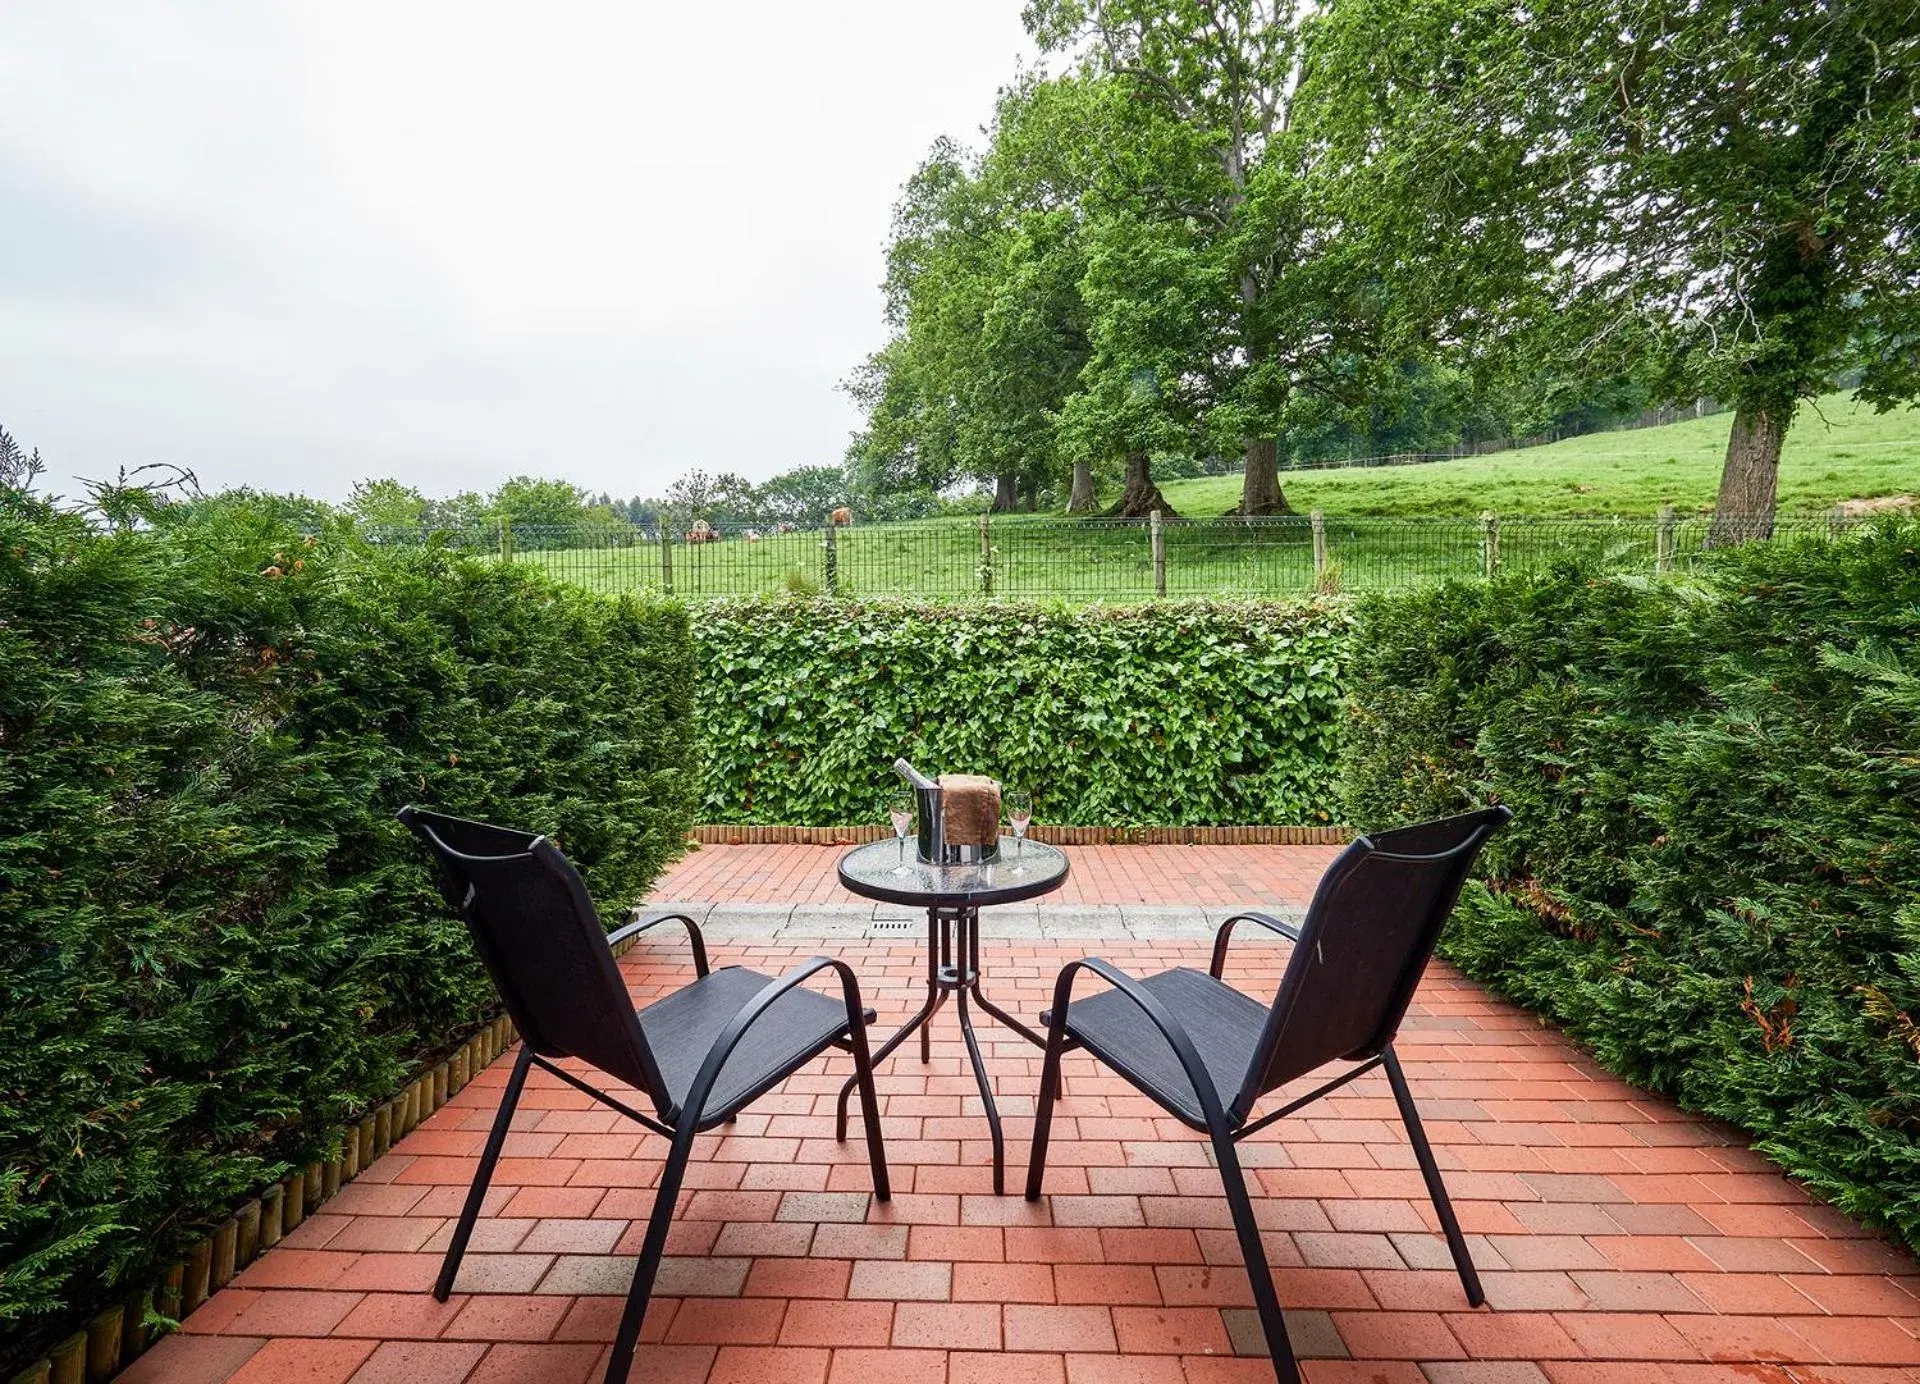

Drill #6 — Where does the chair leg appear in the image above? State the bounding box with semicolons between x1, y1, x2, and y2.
1023;1017;1070;1201
434;1043;533;1301
1383;1045;1483;1307
1211;1125;1302;1384
846;1012;892;1202
604;1122;697;1384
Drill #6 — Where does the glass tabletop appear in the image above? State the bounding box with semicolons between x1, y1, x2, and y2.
838;836;1070;908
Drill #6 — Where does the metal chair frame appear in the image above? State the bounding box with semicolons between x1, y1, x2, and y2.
1025;808;1510;1384
399;807;890;1384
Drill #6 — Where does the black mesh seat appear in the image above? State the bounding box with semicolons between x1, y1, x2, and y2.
1045;968;1265;1125
641;967;876;1120
398;807;889;1384
1027;807;1511;1384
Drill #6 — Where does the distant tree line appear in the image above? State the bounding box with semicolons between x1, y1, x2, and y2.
342;463;986;542
846;0;1918;539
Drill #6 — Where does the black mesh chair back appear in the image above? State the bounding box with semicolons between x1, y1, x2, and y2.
1232;806;1509;1116
398;806;667;1111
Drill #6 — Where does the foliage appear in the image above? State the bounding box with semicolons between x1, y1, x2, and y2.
492;475;598;536
346;478;429;531
694;598;1350;825
1311;0;1920;535
0;489;697;1351
846;78;1098;512
0;423;45;491
757;465;849;527
1032;0;1425;518
1341;521;1920;1248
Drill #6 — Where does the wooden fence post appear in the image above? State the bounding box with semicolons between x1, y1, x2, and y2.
1310;509;1327;585
210;1218;238;1291
182;1239;212;1314
1656;504;1675;572
121;1286;152;1362
236;1200;261;1267
979;512;993;597
823;518;839;597
86;1305;124;1382
1150;510;1167;597
46;1334;84;1384
659;527;673;596
497;519;512;565
1482;511;1500;577
259;1185;284;1249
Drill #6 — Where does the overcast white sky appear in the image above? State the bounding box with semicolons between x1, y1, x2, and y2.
1;3;1037;504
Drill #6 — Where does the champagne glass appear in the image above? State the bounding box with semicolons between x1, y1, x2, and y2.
887;790;915;874
1005;789;1033;864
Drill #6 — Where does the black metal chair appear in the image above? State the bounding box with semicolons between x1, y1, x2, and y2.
399;807;890;1384
1025;807;1511;1384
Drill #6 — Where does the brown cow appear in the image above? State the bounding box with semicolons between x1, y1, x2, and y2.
829;507;853;527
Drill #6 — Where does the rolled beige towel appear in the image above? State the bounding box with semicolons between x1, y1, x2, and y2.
938;774;1002;847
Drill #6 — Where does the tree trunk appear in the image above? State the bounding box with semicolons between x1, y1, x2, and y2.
1066;461;1096;514
1107;449;1178;519
992;471;1017;512
1239;437;1293;516
1706;402;1788;547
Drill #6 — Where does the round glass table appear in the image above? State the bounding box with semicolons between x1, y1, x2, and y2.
835;836;1070;1192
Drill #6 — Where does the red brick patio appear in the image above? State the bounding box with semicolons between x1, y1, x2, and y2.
649;843;1344;907
124;846;1920;1384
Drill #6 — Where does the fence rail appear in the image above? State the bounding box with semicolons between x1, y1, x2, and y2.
364;509;1853;603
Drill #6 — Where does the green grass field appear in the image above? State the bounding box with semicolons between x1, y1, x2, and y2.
1156;391;1920;517
514;391;1916;600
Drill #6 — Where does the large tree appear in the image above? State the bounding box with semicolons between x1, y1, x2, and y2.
1312;0;1920;543
848;81;1098;513
1027;0;1426;516
345;478;428;532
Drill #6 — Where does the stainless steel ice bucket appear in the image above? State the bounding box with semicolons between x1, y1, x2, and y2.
893;759;997;865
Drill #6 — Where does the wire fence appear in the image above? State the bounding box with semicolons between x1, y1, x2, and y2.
363;510;1853;603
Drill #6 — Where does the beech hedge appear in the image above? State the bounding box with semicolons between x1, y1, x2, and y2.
694;598;1353;825
1342;522;1920;1249
0;490;697;1353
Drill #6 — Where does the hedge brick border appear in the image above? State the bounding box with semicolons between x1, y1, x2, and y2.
688;823;1352;846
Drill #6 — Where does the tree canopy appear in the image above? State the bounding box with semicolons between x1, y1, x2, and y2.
841;0;1918;534
1308;0;1920;540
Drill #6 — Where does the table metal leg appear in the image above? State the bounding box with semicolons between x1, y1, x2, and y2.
836;902;1046;1190
952;980;1005;1193
835;983;942;1141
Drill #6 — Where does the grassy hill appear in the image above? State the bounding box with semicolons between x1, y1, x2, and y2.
1151;391;1920;518
515;391;1918;600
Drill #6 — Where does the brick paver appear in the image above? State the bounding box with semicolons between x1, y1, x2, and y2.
137;846;1920;1383
651;844;1344;907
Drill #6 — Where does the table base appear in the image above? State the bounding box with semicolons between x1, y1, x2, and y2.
835;904;1045;1193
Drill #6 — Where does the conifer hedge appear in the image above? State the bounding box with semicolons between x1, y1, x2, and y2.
0;490;697;1352
1342;522;1920;1249
694;597;1353;826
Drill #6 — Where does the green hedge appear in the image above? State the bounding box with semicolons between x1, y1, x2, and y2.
1342;522;1920;1249
694;598;1352;825
0;491;697;1356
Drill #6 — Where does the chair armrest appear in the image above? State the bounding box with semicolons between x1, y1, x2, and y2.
1045;957;1231;1129
1209;911;1300;979
609;910;710;977
679;956;870;1128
